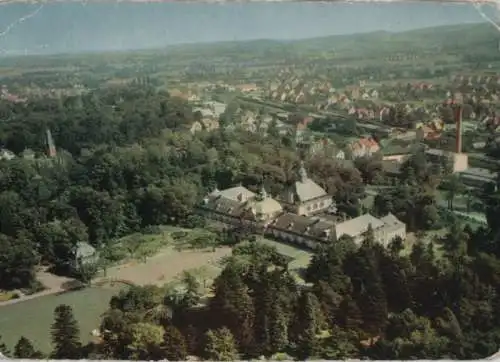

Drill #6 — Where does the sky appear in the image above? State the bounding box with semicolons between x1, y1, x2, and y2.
0;1;493;55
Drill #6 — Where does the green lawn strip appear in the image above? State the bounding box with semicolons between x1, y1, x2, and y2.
0;285;124;354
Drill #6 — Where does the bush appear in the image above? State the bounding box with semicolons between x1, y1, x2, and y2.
21;280;46;295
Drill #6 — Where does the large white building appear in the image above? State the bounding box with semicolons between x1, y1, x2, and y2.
199;163;406;250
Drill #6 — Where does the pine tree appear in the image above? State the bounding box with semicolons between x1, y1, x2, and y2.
380;254;413;313
14;336;38;358
345;237;388;335
269;302;289;354
163;325;188;361
202;327;239;361
339;296;363;331
292;292;322;359
210;265;255;352
51;304;82;359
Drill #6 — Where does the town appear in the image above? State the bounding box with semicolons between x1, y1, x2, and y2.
0;2;500;361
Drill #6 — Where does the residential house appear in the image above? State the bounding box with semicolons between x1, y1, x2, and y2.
72;242;99;271
349;137;381;159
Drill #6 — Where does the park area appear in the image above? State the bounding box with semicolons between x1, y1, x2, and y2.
0;226;232;353
0;225;315;353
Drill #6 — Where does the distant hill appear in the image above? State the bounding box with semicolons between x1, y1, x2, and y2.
160;22;498;61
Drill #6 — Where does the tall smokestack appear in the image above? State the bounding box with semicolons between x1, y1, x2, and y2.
454;105;463;154
46;129;56;158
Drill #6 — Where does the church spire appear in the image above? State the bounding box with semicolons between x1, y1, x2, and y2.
298;160;308;182
257;184;268;201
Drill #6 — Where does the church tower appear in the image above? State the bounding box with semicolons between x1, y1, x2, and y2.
46;129;57;158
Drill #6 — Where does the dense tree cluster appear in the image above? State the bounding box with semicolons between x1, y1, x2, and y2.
0;84;363;290
5;218;499;360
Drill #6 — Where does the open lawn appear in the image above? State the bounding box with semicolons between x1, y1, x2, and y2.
0;226;231;354
103;246;231;286
0;285;123;353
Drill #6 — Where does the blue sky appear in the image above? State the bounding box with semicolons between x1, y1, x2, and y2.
0;1;493;54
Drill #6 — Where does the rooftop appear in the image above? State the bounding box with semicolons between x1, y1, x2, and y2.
335;213;385;240
214;186;255;202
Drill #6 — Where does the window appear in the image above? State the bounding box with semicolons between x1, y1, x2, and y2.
313;203;318;209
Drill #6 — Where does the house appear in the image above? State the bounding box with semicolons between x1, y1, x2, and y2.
278;162;333;217
72;242;99;271
334;213;406;246
349;137;380;159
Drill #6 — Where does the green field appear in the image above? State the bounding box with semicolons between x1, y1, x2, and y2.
0;285;125;353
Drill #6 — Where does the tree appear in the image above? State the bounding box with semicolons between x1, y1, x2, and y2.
269;302;289;354
51;304;82;359
0;233;38;290
292;291;323;359
14;336;43;358
180;270;202;308
0;335;10;357
163;325;188;361
209;264;255;352
319;326;359;359
442;174;465;211
202;327;239;361
126;322;164;360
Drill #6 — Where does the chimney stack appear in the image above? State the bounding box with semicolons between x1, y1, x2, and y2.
454;105;463;154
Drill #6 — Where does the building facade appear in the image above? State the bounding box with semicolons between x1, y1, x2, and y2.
198;163;406;250
278;162;333;217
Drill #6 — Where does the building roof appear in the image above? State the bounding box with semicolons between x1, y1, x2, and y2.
335;214;385;240
291;162;328;202
382;160;402;175
215;186;255;202
204;195;247;218
271;213;335;240
425;148;449;157
380;212;403;226
460;167;496;180
294;179;328;202
247;196;283;218
75;242;96;259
